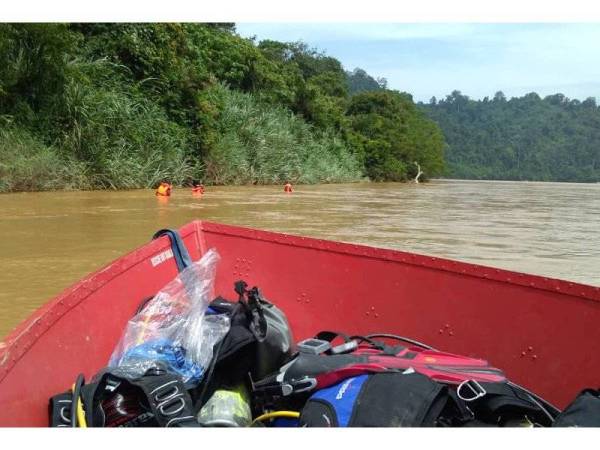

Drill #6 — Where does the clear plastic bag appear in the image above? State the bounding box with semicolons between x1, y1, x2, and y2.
108;248;230;386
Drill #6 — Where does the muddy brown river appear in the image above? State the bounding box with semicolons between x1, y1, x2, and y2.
1;179;599;339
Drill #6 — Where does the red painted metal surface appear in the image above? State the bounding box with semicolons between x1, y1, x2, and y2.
1;220;599;426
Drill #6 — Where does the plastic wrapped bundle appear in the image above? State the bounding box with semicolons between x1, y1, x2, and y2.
108;248;230;386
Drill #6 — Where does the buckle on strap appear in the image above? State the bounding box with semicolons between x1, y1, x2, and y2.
457;380;487;402
289;377;317;394
251;377;317;397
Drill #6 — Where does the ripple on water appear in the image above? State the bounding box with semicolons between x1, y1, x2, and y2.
1;180;600;338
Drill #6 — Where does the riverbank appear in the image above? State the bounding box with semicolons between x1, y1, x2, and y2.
0;86;365;194
432;177;600;185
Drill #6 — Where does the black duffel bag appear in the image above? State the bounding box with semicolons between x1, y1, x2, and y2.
193;280;294;408
553;389;600;427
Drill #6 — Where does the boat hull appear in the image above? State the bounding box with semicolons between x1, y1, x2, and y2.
1;220;599;426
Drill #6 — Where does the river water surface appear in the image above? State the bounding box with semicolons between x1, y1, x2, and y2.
1;179;599;339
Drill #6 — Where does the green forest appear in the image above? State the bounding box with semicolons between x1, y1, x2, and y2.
2;24;599;193
0;23;444;192
421;91;600;182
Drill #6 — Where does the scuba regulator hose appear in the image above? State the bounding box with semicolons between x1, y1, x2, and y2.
365;333;435;350
70;374;86;428
252;411;300;426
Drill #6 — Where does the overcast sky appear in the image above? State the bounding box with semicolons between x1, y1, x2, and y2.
236;23;600;103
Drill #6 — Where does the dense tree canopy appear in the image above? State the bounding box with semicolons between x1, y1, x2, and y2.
347;91;445;181
346;68;387;95
0;23;445;192
421;91;600;182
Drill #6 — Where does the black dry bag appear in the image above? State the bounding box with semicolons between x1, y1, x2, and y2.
553;389;600;427
194;281;293;407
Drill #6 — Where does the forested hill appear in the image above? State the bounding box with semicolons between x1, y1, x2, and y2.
420;91;600;183
0;24;444;192
346;68;387;94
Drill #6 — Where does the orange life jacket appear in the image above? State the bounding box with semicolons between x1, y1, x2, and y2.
156;183;171;196
284;183;293;193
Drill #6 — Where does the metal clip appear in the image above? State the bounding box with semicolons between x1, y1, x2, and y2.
289;377;317;394
158;395;185;416
457;379;486;402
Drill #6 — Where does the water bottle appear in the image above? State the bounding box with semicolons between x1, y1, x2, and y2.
196;384;252;427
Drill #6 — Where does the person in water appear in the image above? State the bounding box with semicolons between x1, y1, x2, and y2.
155;180;172;197
191;180;205;195
284;181;293;193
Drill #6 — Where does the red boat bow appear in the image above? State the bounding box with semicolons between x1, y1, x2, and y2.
1;220;599;426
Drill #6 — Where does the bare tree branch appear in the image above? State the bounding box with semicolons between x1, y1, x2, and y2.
414;161;423;183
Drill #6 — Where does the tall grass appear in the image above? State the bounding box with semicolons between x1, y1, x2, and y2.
1;68;362;193
204;86;363;185
60;66;201;189
0;126;91;192
0;54;204;193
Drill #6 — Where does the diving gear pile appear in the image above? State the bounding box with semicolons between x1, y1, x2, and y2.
47;231;600;427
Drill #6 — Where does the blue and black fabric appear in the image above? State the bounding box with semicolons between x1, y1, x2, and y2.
299;371;559;427
152;229;193;272
299;372;454;427
553;389;600;427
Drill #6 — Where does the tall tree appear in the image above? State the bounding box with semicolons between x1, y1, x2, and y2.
348;90;445;181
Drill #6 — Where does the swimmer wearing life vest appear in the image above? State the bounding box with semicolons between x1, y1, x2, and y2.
284;182;293;193
155;180;172;197
191;180;205;196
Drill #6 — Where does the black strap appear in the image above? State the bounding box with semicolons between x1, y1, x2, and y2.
49;375;86;427
478;382;541;407
136;374;198;427
49;392;74;427
147;228;209;315
436;389;475;426
466;382;554;425
152;229;193;272
79;371;198;427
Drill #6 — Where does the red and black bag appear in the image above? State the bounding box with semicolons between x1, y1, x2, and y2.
253;331;559;427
